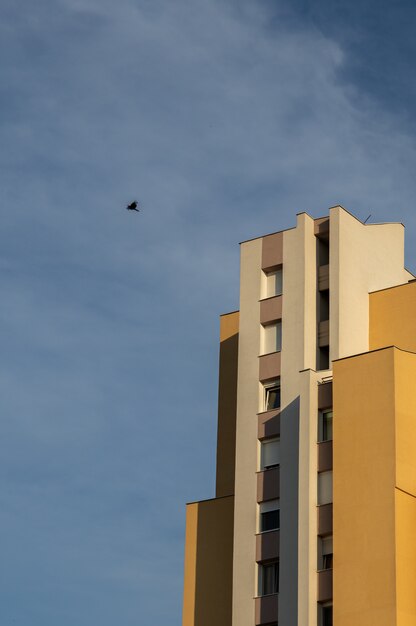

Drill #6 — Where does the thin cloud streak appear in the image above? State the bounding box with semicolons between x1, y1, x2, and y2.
1;0;416;624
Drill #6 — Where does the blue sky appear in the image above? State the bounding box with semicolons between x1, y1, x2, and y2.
1;0;416;623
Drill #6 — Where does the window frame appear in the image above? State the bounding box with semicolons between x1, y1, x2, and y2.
320;604;333;626
262;378;281;412
261;320;282;355
258;560;279;596
259;499;280;533
318;535;333;571
317;470;333;506
318;409;333;442
260;437;280;471
262;267;283;299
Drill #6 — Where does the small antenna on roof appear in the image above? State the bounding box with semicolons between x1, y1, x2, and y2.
363;214;372;224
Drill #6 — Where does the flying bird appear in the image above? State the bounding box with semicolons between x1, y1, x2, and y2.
126;201;140;212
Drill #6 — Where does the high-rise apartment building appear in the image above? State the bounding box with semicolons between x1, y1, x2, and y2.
182;206;416;626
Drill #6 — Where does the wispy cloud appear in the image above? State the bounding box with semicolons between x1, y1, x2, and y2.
1;0;416;623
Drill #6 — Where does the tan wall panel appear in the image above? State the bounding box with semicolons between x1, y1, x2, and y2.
220;310;240;342
256;529;279;561
318;440;333;472
216;311;239;498
395;489;416;626
394;349;416;497
318;263;329;291
183;496;234;626
260;295;282;325
259;351;281;382
333;349;397;626
262;231;283;270
257;410;280;440
257;467;280;502
318;381;332;409
255;595;279;625
394;350;416;625
318;503;332;536
370;282;416;353
317;569;333;603
183;504;198;626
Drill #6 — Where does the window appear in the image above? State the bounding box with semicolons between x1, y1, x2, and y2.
262;267;283;298
261;321;282;354
321;605;333;626
263;379;281;411
318;471;333;505
319;289;329;322
318;346;329;371
259;500;280;532
260;438;280;470
318;409;333;442
259;561;279;596
318;238;329;266
319;536;333;570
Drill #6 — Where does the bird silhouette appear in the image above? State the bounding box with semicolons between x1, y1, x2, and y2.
126;201;140;212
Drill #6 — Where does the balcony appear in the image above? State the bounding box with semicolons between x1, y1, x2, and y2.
318;264;329;291
260;295;282;325
259;352;281;382
257;466;280;502
318;381;332;409
255;594;278;626
315;217;329;238
318;568;333;602
318;320;330;347
257;409;280;440
318;440;333;472
256;530;279;562
318;503;333;536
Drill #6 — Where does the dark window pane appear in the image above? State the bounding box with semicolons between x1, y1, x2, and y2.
319;346;329;370
323;411;333;441
261;509;280;532
323;553;333;569
262;562;279;595
323;606;332;626
266;386;281;410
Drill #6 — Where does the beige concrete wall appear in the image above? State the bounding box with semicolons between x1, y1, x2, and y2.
182;496;234;626
370;282;416;353
297;369;320;626
281;213;317;381
280;212;318;626
216;311;239;498
330;206;409;362
232;238;262;626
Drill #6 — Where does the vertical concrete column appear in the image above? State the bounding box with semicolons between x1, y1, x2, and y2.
280;213;317;626
232;238;262;626
298;370;320;626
